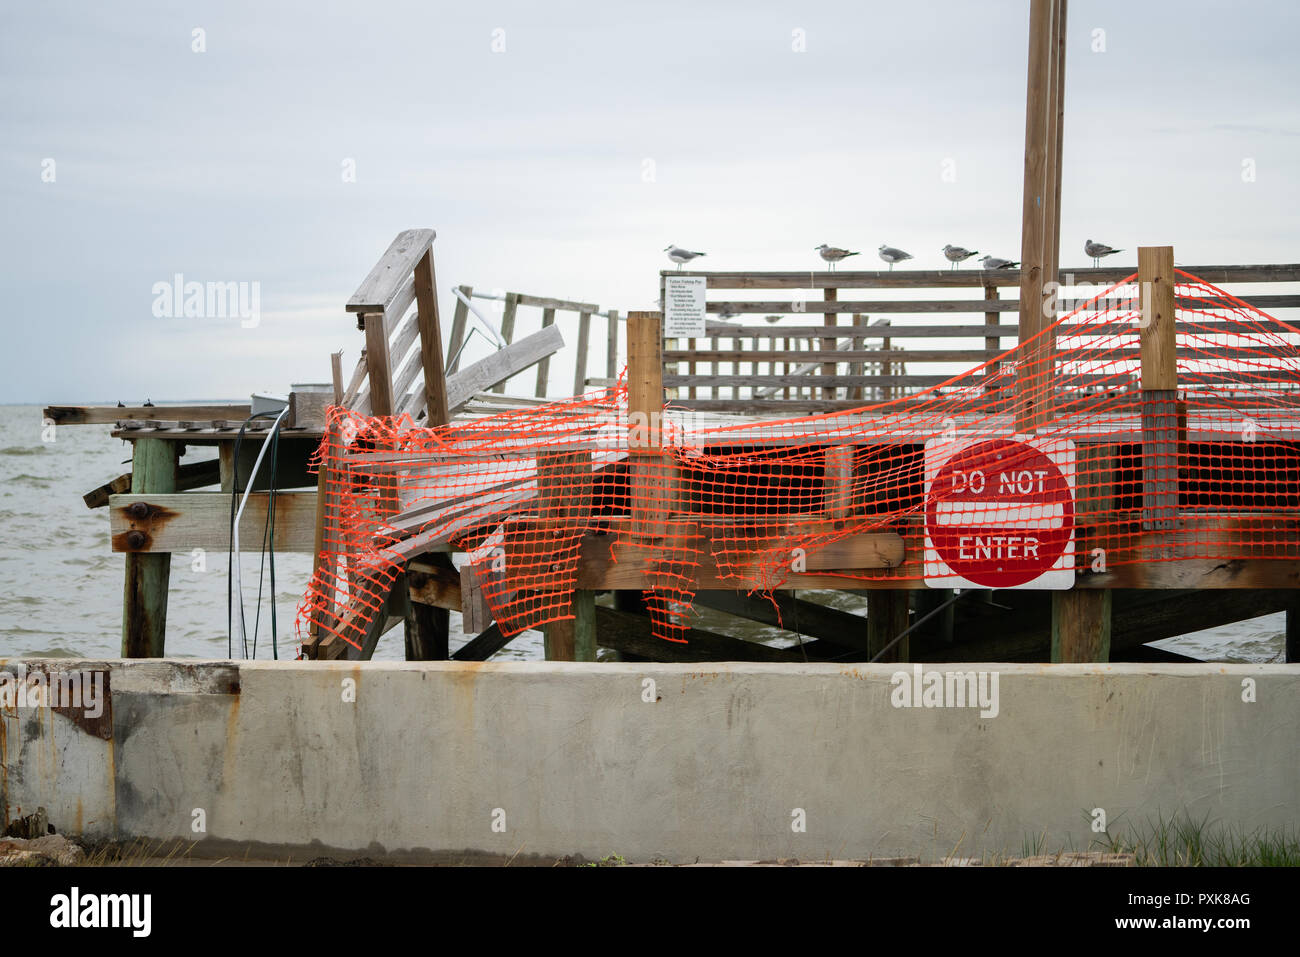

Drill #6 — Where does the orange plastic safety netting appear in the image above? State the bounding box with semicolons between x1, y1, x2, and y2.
297;271;1300;651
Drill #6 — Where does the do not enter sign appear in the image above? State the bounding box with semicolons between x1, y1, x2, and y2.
923;434;1076;589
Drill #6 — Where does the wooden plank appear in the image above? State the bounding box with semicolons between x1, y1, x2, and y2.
414;246;450;426
545;591;596;662
45;404;252;426
445;324;565;412
1140;246;1179;532
664;373;1121;389
121;439;177;657
330;352;344;404
346;228;436;313
110;491;318;552
700;294;1300;315
667;349;997;363
824;447;854;519
514;294;599;312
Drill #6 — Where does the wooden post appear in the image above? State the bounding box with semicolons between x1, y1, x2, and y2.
912;589;954;648
447;285;472;373
491;293;519;393
1139;245;1179;530
606;309;620;381
1287;595;1300;663
414;245;449;426
822;288;837;400
573;310;592;396
363;312;395;416
867;591;909;662
983;284;1001;396
1016;0;1056;433
545;591;596;662
627;311;669;539
1052;590;1112;662
535;306;556;397
1051;442;1113;662
121;438;177;657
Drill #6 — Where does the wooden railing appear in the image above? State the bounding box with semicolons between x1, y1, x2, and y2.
447;287;622;398
659;264;1300;414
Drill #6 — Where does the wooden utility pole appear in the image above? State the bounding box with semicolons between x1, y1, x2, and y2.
1016;0;1067;433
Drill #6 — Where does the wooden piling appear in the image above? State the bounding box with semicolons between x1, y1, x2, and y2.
121;438;177;657
1052;441;1114;661
867;591;910;662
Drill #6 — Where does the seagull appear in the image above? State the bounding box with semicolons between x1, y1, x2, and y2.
815;244;860;271
978;255;1020;270
664;245;706;271
1084;239;1123;268
942;244;979;270
878;245;913;270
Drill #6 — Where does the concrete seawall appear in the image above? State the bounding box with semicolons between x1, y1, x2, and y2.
2;659;1296;862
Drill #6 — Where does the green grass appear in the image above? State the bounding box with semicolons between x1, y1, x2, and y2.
1093;811;1300;867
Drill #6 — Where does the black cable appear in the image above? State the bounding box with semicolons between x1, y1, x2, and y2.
227;411;280;659
867;589;972;664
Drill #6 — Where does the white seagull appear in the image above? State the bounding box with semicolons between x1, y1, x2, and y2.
877;245;913;270
978;255;1020;270
664;245;706;271
815;244;860;271
942;244;980;270
1084;239;1123;268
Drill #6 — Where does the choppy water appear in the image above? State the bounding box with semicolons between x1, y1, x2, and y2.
0;405;1284;662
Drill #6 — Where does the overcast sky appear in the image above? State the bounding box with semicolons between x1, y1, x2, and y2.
2;0;1297;403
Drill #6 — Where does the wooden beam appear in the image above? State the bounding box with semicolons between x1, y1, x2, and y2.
45;404;252;426
692;590;870;652
121;439;176;657
110;491;318;552
491;293;520;393
594;606;802;662
534;306;556;397
452;623;513;661
606;309;620;380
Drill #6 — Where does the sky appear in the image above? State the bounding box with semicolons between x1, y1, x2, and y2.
1;0;1297;403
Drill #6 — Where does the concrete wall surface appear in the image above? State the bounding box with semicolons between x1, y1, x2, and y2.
2;659;1296;863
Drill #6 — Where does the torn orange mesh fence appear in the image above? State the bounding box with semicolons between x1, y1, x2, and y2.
297;272;1300;652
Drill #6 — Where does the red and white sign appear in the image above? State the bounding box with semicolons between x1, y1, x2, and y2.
923;434;1076;589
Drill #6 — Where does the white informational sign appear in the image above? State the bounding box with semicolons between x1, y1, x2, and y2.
923;433;1077;590
664;276;707;338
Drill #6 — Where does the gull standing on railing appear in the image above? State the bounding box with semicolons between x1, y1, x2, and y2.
978;255;1020;270
665;245;707;271
878;245;913;270
942;244;979;269
815;244;860;271
1085;239;1123;268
